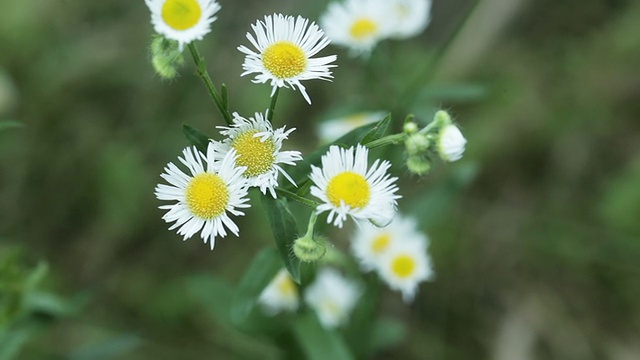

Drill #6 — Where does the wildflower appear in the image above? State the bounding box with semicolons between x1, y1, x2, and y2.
388;0;432;39
145;0;221;50
437;124;467;162
310;144;401;228
238;14;337;104
259;269;300;315
154;143;250;250
214;111;302;198
316;111;385;144
351;215;427;272
378;238;433;302
304;268;361;328
320;0;393;56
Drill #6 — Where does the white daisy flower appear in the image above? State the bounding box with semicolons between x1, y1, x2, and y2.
238;14;337;104
258;269;300;315
145;0;221;51
437;124;467;162
388;0;432;39
310;144;401;228
316;111;386;144
351;215;427;272
320;0;394;56
378;239;433;302
214;111;302;198
154;142;250;250
304;268;361;329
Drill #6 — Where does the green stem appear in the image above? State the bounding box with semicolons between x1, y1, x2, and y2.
266;87;280;122
276;188;318;209
364;133;406;150
187;43;233;125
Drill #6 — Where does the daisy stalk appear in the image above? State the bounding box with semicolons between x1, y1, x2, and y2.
187;42;233;125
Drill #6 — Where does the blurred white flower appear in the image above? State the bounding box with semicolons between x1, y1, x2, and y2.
304;268;361;328
316;111;385;144
145;0;221;50
437;124;467;162
259;269;300;315
320;0;394;56
378;238;433;302
388;0;432;39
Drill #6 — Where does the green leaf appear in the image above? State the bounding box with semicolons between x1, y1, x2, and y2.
361;113;391;145
0;322;43;360
231;248;282;326
221;83;229;111
371;317;407;352
285;120;382;191
292;313;354;360
68;335;140;360
0;121;22;132
262;197;301;283
182;124;210;153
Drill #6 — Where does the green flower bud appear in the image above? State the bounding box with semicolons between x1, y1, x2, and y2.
434;110;452;127
150;35;185;80
406;155;431;175
403;121;419;134
293;234;327;263
404;133;431;156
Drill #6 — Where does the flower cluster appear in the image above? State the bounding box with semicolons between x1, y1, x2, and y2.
320;0;432;56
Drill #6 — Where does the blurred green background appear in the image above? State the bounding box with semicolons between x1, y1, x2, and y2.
1;0;640;359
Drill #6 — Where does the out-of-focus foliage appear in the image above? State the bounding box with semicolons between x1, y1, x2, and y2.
1;0;639;359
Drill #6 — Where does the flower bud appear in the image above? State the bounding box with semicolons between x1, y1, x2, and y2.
403;121;418;134
293;234;327;263
406;155;431;175
437;124;467;162
150;35;185;80
404;133;430;156
434;110;452;127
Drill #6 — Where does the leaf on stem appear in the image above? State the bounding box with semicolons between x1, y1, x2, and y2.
361;113;391;145
262;196;301;283
182;124;210;153
230;248;282;326
292;313;354;360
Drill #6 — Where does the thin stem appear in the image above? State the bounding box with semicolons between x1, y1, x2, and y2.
276;188;318;209
187;43;233;125
266;87;280;122
364;133;406;150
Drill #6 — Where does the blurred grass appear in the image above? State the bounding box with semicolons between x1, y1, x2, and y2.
1;0;640;359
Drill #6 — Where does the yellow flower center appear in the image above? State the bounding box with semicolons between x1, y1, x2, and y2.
321;300;341;317
262;41;307;79
277;276;297;297
161;0;202;31
326;171;370;209
391;255;416;279
232;130;276;177
349;18;378;40
371;233;391;254
185;173;229;219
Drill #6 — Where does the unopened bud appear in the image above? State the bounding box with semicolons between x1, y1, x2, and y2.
434;110;452;127
406;155;431;175
293;235;327;263
437;124;467;162
403;121;419;134
404;133;430;156
150;35;185;80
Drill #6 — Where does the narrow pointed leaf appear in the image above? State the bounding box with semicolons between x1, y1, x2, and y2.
361;113;391;145
182;124;210;153
221;83;229;111
262;197;301;282
231;248;281;325
293;313;354;360
0;120;22;132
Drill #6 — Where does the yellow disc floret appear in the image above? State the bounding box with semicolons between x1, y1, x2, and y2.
232;130;276;177
349;18;378;40
326;172;370;209
161;0;202;31
262;41;307;79
371;233;391;254
391;255;416;279
186;173;229;219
